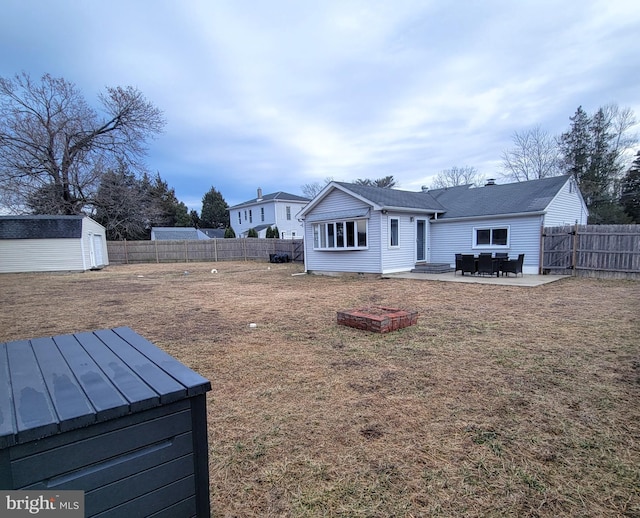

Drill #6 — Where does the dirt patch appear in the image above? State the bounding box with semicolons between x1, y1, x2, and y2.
1;262;639;517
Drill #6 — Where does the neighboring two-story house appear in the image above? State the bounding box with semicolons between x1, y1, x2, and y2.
229;188;310;239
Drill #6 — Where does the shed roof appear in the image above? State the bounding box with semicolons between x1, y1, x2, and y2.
0;215;84;239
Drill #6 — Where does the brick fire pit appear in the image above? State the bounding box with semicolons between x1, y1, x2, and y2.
337;306;418;333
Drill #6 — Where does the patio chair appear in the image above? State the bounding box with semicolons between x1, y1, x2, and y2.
455;253;463;275
461;254;476;276
502;254;524;277
477;253;495;276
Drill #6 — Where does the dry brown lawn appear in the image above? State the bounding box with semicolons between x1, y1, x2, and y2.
1;261;639;517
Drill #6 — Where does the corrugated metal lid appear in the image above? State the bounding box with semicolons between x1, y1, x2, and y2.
0;327;211;448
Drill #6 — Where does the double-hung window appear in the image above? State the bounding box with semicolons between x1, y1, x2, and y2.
313;219;368;250
389;218;399;247
473;226;509;247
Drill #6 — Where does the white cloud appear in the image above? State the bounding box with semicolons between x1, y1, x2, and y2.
1;0;639;210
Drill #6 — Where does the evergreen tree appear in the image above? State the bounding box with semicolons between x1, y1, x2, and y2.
224;226;236;238
272;226;280;238
247;228;258;237
174;201;191;227
560;106;592;187
200;186;229;228
354;175;397;188
144;173;188;228
189;210;201;228
94;164;148;240
621;151;640;222
559;105;637;223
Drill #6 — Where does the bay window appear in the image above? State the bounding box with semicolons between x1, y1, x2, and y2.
313;219;368;250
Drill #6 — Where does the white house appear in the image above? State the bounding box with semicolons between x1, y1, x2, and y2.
229;188;310;239
298;175;588;275
0;215;109;273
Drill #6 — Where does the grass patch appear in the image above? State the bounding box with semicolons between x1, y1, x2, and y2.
1;262;639;517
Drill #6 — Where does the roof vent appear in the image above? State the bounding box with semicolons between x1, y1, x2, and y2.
257;187;263;200
485;178;496;186
421;185;429;192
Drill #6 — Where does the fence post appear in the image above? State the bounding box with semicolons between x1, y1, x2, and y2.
214;238;218;262
572;223;578;276
155;240;159;263
185;240;189;263
539;224;544;274
124;239;129;264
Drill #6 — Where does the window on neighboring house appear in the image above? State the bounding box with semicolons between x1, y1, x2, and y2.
286;206;291;220
474;226;509;247
244;210;247;221
249;210;252;223
238;212;241;225
313;219;368;250
389;218;399;247
261;207;264;222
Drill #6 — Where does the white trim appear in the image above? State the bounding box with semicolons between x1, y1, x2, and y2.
472;225;510;249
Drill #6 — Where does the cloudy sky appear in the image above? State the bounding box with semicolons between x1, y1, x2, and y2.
2;0;639;211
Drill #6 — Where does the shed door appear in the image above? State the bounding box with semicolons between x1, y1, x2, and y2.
91;234;104;268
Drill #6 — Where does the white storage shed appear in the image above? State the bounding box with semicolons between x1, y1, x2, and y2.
0;215;108;273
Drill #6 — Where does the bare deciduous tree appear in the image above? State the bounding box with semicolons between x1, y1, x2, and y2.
501;126;561;182
430;166;484;189
301;177;334;198
0;72;165;214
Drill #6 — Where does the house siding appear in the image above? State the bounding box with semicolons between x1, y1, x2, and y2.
430;215;544;274
380;213;417;273
304;191;381;273
274;202;305;239
544;178;588;226
232;201;307;238
0;239;85;273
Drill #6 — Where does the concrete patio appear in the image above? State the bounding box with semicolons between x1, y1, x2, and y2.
382;270;568;287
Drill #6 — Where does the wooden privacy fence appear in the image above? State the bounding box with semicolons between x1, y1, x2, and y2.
107;238;304;265
542;224;640;279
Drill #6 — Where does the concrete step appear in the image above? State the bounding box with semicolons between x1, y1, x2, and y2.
411;263;454;274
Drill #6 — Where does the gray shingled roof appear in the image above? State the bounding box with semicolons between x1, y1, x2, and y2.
428;175;570;219
151;227;210;240
334;176;571;219
333;182;446;212
0;215;83;239
229;191;310;209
